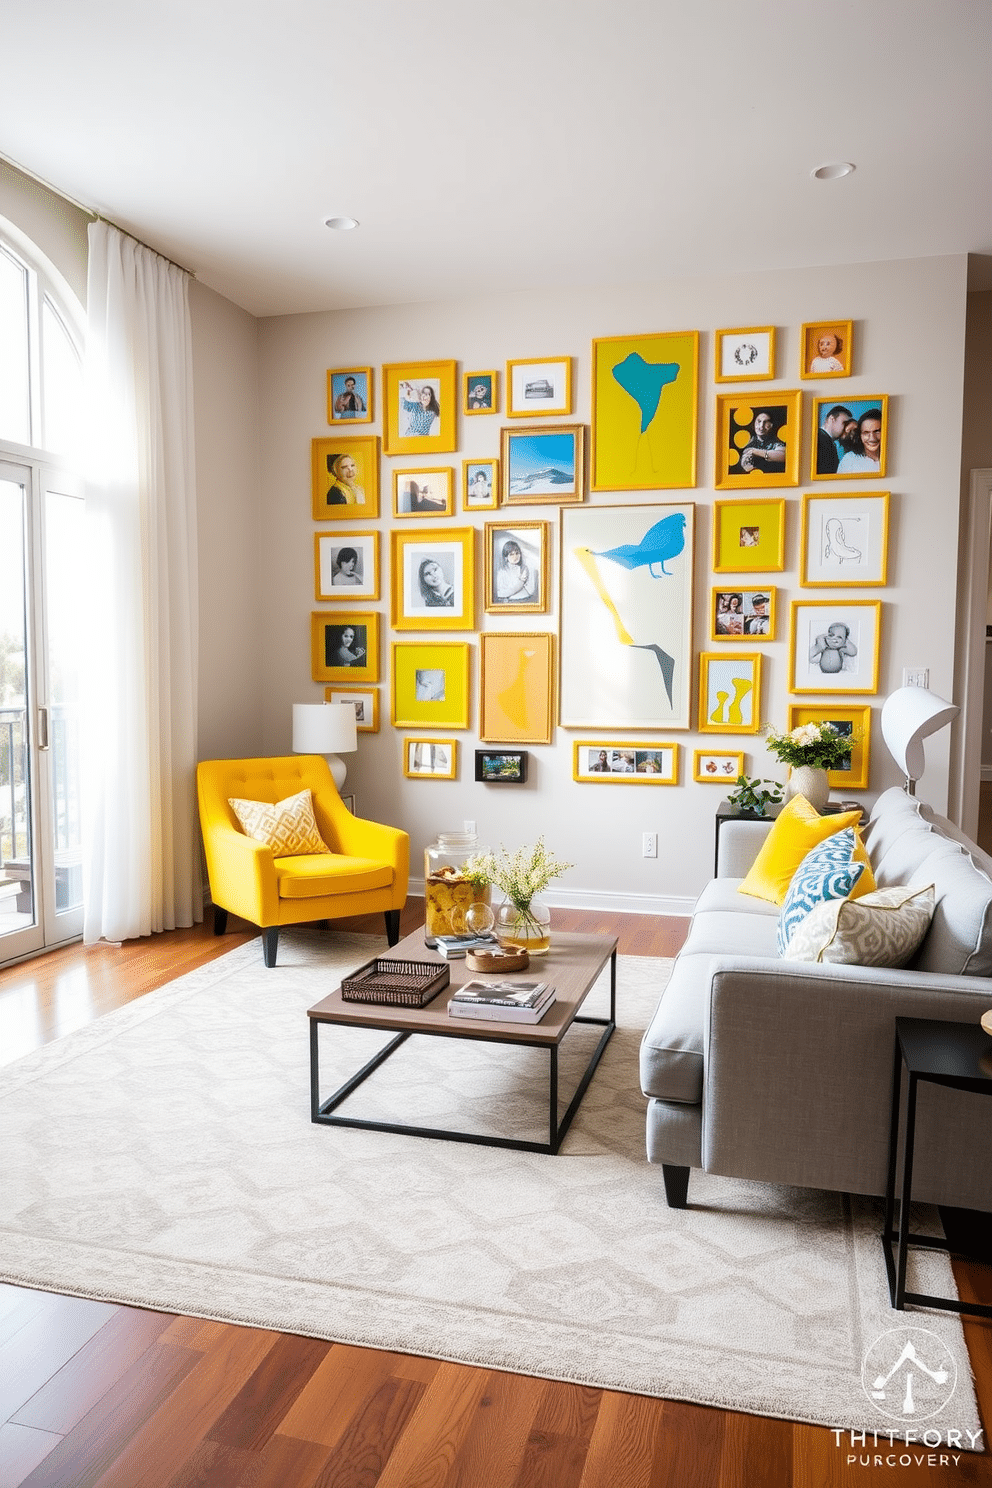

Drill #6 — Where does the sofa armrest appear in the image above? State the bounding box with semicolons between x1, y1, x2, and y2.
334;815;410;899
204;823;279;925
716;819;773;878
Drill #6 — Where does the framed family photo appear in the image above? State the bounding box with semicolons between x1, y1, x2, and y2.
382;360;457;456
393;467;454;517
391;642;471;729
463;370;498;415
324;686;379;733
311;611;380;684
800;321;853;380
311;435;380;520
573;742;678;784
404;738;457;780
811;395;888;480
479;632;555;744
801;491;889;587
462;458;499;512
391;527;475;631
475;750;528;783
712;498;785;573
693;749;746;784
502;424;585;505
506;357;572;418
710;585;776;641
327;367;372;425
591;329;698;492
715;392;801;489
484;520;550;613
787;704;872;790
714;327;775;383
697;652;762;734
314;530;379;601
789;599;881;695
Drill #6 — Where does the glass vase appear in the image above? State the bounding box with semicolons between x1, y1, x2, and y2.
424;831;490;938
494;897;552;955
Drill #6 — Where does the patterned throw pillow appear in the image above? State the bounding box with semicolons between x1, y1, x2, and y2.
783;884;936;967
776;828;865;956
228;789;329;857
738;795;871;906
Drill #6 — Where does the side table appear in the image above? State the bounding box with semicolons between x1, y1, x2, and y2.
882;1016;992;1317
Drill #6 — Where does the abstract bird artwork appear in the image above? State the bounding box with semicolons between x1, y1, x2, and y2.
591;331;698;491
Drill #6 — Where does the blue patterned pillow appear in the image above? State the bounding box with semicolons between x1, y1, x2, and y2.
777;828;865;955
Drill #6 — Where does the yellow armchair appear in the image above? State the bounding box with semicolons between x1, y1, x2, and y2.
196;755;409;966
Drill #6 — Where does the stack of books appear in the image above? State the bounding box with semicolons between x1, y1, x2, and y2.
448;979;556;1023
433;933;499;960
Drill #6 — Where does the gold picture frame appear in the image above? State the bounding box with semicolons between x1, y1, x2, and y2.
327;366;373;425
324;686;379;733
789;599;881;696
311;611;380;684
698;652;762;734
714;327;775;383
382;359;457;456
591;330;698;492
787;704;872;790
693;749;745;784
463;370;498;415
710;585;776;642
501;423;585;505
314;530;379;601
391;641;471;729
462;458;499;512
390;526;475;631
506;356;572;418
403;738;458;779
715;391;801;489
484;520;550;614
810;395;888;481
311;435;380;520
712;498;786;573
480;632;555;744
392;467;454;518
573;741;679;783
800;321;853;380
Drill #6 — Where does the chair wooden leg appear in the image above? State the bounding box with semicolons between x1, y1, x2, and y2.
213;906;229;936
384;909;401;946
662;1164;690;1209
262;928;279;967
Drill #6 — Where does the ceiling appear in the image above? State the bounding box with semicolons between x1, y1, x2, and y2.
2;0;991;318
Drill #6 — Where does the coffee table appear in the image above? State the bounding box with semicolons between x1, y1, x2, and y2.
308;927;617;1153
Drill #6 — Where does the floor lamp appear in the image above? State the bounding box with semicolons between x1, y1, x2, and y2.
880;686;959;795
292;703;358;792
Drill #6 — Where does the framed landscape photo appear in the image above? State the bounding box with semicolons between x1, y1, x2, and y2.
314;530;379;601
403;738;457;780
714;327;775;383
462;458;499;512
480;632;555;744
485;520;550;613
715;391;801;489
811;395;888;480
787;704;872;790
693;749;746;784
573;741;678;784
697;652;762;734
506;357;572;418
324;686;379;733
502;424;585;505
712;498;785;573
391;641;471;729
327;366;372;425
800;321;853;380
801;491;889;587
475;750;528;783
311;611;379;684
393;467;454;517
591;329;698;492
463;370;498;415
710;585;776;641
311;435;380;520
390;526;475;631
789;599;881;696
382;359;457;456
560;503;694;730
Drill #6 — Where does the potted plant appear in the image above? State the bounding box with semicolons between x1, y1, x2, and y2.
765;721;856;810
726;775;784;818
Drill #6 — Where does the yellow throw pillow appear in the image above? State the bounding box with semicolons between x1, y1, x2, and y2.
738;794;873;906
228;788;329;857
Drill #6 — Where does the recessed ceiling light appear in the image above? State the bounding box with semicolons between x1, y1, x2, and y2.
811;162;855;181
324;216;359;230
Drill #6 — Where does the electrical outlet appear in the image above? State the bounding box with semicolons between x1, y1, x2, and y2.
642;832;658;858
463;819;476;834
903;668;929;689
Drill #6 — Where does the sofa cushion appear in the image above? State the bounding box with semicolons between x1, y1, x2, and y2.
777;829;866;955
783;884;935;966
274;854;393;898
871;822;940;888
693;878;780;918
906;842;992;975
861;787;931;863
738;795;867;906
679;909;779;959
229;788;329;857
639;954;713;1104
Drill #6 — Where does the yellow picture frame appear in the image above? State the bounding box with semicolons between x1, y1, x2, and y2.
698;652;763;734
810;395;889;481
693;749;745;784
463;370;498;415
314;530;379;601
591;330;698;492
327;366;373;425
714;327;775;383
391;641;471;729
573;741;679;783
712;498;786;573
506;356;572;418
462;458;499;512
710;585;776;642
392;467;454;518
403;738;458;779
382;359;457;456
787;704;871;790
800;321;853;380
324;686;379;733
800;492;890;587
311;611;380;684
311;435;380;520
390;527;475;631
789;600;881;696
480;632;555;744
715;391;801;489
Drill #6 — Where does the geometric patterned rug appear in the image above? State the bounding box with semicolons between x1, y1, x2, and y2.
0;930;981;1441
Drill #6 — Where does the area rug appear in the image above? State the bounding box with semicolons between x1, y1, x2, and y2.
0;930;981;1440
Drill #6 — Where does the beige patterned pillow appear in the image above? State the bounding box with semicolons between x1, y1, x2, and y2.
783;884;935;967
228;789;329;857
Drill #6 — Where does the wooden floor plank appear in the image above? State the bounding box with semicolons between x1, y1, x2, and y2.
372;1362;492;1488
649;1400;726;1488
312;1372;426;1488
0;1295;119;1425
509;1378;601;1488
0;1422;63;1488
276;1342;406;1450
444;1370;548;1488
577;1390;664;1488
206;1333;332;1453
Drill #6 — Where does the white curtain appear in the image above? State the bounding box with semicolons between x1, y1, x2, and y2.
81;222;200;942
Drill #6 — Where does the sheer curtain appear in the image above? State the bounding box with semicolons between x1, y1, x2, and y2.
81;222;200;942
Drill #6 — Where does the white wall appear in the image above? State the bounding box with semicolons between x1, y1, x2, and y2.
0;161;88;310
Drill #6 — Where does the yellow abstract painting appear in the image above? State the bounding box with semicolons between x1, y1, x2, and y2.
591;331;698;491
480;633;555;744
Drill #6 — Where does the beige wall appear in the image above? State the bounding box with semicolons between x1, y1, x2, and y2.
0;161;88;310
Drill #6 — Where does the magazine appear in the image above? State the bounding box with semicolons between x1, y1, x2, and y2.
449;979;549;1008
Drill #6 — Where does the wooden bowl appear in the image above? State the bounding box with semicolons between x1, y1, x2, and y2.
465;947;530;974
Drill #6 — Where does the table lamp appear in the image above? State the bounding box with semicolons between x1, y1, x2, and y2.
292;702;357;791
880;686;959;796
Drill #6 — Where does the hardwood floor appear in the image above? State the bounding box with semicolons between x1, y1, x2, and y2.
1;904;989;1487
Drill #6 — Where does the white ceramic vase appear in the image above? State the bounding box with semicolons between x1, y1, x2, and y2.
786;765;830;810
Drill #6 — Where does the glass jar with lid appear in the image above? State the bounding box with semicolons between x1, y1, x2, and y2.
424;831;491;939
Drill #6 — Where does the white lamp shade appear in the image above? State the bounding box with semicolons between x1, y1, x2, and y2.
880;686;959;788
292;702;358;756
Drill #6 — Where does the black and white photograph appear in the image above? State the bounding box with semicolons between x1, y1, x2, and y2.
314;530;379;601
485;521;549;613
391;528;475;631
789;599;881;695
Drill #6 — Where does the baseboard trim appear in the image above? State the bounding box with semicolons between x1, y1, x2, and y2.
409;878;693;918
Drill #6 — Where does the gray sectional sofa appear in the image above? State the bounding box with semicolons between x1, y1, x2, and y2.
640;787;992;1211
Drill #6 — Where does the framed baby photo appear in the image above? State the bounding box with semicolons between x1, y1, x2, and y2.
391;641;471;729
327;366;373;425
697;652;762;734
789;599;881;696
463;370;498;416
811;395;889;480
710;585;776;641
788;704;872;790
324;686;379;733
480;632;556;744
714;391;801;489
800;321;853;380
403;738;458;780
714;327;775;383
712;498;785;573
462;458;499;512
573;742;679;784
800;491;889;587
485;520;550;614
506;356;572;418
393;467;454;518
693;749;746;784
311;435;380;520
502;424;585;504
391;527;475;631
314;530;379;601
310;611;380;684
382;359;457;456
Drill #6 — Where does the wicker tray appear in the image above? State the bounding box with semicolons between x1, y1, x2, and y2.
340;957;450;1007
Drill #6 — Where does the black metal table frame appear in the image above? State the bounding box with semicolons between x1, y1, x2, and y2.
882;1020;992;1318
310;949;616;1154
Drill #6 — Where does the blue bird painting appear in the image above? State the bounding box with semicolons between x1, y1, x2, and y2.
610;353;680;433
593;512;686;577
